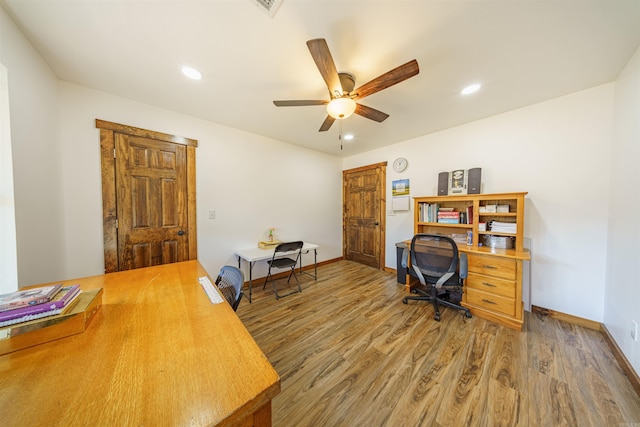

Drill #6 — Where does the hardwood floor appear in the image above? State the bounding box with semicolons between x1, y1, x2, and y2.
238;261;640;427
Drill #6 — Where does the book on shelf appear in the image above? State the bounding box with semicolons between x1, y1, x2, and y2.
419;202;440;222
465;206;473;224
0;284;62;313
437;211;460;217
437;218;460;224
0;288;81;328
0;285;81;323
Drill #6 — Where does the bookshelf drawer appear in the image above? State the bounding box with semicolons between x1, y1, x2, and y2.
466;288;515;317
468;254;516;280
466;273;515;299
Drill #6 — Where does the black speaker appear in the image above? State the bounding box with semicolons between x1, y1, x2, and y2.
467;167;482;194
438;172;449;196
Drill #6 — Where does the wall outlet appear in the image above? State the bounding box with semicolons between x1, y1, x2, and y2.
632;320;638;342
208;210;215;220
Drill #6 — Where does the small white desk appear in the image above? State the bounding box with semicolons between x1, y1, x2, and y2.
235;242;319;302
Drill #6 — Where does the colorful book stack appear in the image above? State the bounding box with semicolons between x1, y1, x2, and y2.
0;284;82;328
437;209;460;224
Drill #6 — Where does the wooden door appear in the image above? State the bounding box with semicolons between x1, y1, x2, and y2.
343;163;386;268
97;120;198;273
116;134;188;270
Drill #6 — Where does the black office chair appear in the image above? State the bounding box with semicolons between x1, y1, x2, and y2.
263;241;304;299
402;234;472;321
215;265;244;311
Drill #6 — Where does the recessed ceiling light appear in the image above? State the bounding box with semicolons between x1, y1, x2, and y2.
461;83;481;95
181;66;203;80
343;133;354;141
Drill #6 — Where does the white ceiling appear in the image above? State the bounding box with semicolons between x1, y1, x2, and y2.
3;0;640;157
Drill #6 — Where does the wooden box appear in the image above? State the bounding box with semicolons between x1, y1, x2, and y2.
0;288;103;355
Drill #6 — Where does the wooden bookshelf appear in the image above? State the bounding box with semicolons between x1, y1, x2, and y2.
412;192;530;330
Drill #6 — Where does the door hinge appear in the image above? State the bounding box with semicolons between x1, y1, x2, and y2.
113;148;116;159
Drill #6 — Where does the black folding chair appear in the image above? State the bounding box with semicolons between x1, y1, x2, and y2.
263;241;304;299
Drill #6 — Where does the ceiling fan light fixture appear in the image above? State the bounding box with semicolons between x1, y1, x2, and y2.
327;97;357;119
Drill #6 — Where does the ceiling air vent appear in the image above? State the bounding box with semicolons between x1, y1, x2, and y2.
249;0;284;17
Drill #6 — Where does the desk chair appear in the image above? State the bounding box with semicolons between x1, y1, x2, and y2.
215;265;244;311
263;241;304;299
402;234;472;321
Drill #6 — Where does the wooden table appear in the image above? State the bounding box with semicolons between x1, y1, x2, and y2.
0;260;280;426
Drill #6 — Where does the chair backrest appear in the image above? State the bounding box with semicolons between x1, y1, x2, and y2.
410;234;460;288
272;241;304;261
215;265;244;311
274;241;304;254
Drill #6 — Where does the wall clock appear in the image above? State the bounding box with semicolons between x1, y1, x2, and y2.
393;157;408;173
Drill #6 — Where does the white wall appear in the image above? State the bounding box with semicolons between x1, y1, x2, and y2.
344;84;614;323
0;6;66;286
0;63;18;294
606;45;640;374
58;83;343;282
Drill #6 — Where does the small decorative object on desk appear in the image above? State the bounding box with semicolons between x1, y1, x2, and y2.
258;227;280;249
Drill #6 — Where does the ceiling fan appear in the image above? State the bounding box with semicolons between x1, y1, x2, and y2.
273;38;419;132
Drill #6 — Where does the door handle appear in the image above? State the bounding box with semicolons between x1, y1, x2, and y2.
374;222;380;226
177;230;185;236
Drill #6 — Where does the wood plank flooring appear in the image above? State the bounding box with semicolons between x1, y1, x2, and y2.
238;261;640;427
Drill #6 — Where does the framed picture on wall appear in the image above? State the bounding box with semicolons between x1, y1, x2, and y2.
392;179;410;210
392;179;410;196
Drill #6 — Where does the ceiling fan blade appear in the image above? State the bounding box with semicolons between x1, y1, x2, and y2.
352;59;419;100
354;103;389;122
273;100;328;107
306;38;343;97
319;115;335;132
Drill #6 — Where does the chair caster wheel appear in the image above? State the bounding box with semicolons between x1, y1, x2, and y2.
465;312;472;318
402;299;408;304
434;315;441;321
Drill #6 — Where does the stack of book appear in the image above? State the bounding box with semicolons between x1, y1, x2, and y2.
0;284;82;328
437;208;460;224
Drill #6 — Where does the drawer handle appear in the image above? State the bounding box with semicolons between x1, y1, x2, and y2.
483;265;497;269
482;299;497;305
482;282;497;287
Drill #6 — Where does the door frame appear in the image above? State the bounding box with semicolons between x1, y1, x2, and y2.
342;161;387;270
96;119;198;273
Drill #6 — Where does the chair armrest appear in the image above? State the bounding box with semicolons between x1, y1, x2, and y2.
459;252;468;279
